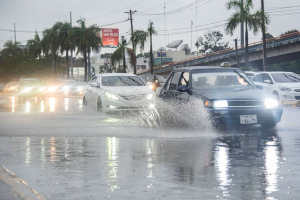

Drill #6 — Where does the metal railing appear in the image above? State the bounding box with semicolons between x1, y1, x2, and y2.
138;31;300;74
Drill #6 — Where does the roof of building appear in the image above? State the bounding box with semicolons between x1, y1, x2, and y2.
175;66;239;71
98;73;137;77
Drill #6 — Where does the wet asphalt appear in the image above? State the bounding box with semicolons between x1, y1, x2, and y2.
0;94;300;200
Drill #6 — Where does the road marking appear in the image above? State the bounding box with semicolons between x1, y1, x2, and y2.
0;165;46;200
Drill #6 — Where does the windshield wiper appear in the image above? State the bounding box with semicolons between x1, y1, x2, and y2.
283;74;297;82
118;77;130;86
233;70;253;87
287;74;300;82
127;77;143;86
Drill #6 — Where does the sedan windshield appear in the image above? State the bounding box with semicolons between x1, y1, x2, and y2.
192;72;253;91
102;76;145;86
271;73;300;83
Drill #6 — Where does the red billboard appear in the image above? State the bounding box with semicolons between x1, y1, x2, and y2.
101;28;119;48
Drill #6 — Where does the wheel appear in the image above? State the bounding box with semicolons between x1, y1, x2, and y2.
83;96;87;106
97;97;103;112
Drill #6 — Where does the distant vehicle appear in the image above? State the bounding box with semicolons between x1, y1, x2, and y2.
83;73;155;112
18;78;45;102
156;66;283;128
252;72;300;101
245;71;260;79
58;79;83;96
4;82;19;93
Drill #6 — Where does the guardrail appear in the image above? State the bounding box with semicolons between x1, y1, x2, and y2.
138;31;300;75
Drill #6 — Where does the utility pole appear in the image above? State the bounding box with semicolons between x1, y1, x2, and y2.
261;0;267;71
234;39;239;67
149;21;154;75
160;49;163;66
125;10;137;74
70;12;74;79
241;0;244;46
191;20;193;52
164;1;166;46
14;23;16;43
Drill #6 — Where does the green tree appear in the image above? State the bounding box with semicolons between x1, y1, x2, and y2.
130;30;148;74
225;0;270;69
41;23;61;77
73;18;101;81
27;31;42;59
265;33;274;39
148;22;157;74
199;31;229;53
2;40;22;60
281;29;298;36
111;36;135;73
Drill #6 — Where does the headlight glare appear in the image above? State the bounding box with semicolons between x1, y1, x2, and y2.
22;87;32;93
78;86;83;91
105;92;119;100
204;100;212;108
213;100;228;108
265;98;279;108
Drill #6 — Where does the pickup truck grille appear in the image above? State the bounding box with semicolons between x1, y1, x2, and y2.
227;100;265;107
120;94;146;101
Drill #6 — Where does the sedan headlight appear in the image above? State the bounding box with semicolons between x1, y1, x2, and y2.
78;86;83;91
279;86;292;91
213;100;228;108
22;87;32;93
265;98;279;108
147;94;153;100
105;92;119;100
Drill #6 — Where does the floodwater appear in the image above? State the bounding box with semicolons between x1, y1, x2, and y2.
0;95;300;199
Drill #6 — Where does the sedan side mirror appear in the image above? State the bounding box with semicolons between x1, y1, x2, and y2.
178;85;188;92
255;85;263;90
264;80;272;84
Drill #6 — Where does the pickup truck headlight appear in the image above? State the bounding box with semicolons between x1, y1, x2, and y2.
105;92;119;100
213;100;228;108
279;86;292;91
265;98;279;108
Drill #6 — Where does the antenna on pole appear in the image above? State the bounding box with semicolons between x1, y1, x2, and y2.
164;0;166;46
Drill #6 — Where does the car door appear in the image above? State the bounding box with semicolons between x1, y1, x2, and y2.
262;73;275;95
173;71;190;102
160;71;182;101
86;77;97;103
90;76;100;103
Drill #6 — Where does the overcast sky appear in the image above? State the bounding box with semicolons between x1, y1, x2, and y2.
0;0;299;55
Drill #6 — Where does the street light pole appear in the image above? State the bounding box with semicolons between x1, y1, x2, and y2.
235;38;239;67
261;0;268;71
125;10;137;74
70;12;73;79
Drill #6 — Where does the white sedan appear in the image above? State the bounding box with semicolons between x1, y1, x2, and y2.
83;73;156;112
252;72;300;101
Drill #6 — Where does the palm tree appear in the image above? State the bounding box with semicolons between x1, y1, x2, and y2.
147;22;157;74
130;30;148;74
2;40;22;60
110;36;135;73
225;0;269;69
27;31;42;59
57;22;72;78
73;18;101;81
41;23;61;77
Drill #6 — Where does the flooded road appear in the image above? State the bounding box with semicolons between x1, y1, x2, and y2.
0;94;300;199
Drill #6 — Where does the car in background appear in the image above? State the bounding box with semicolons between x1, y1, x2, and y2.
139;74;165;87
83;73;155;112
156;66;283;128
252;71;300;101
244;71;260;79
18;78;46;102
58;79;84;96
4;82;19;93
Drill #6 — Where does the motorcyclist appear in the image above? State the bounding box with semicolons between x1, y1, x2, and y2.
152;75;160;91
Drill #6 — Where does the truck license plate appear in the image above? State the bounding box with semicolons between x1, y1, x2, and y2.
240;115;257;124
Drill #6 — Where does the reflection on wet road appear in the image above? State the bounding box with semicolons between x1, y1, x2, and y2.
0;94;300;199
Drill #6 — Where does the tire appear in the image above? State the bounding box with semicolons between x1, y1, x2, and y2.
97;97;103;112
83;96;87;106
